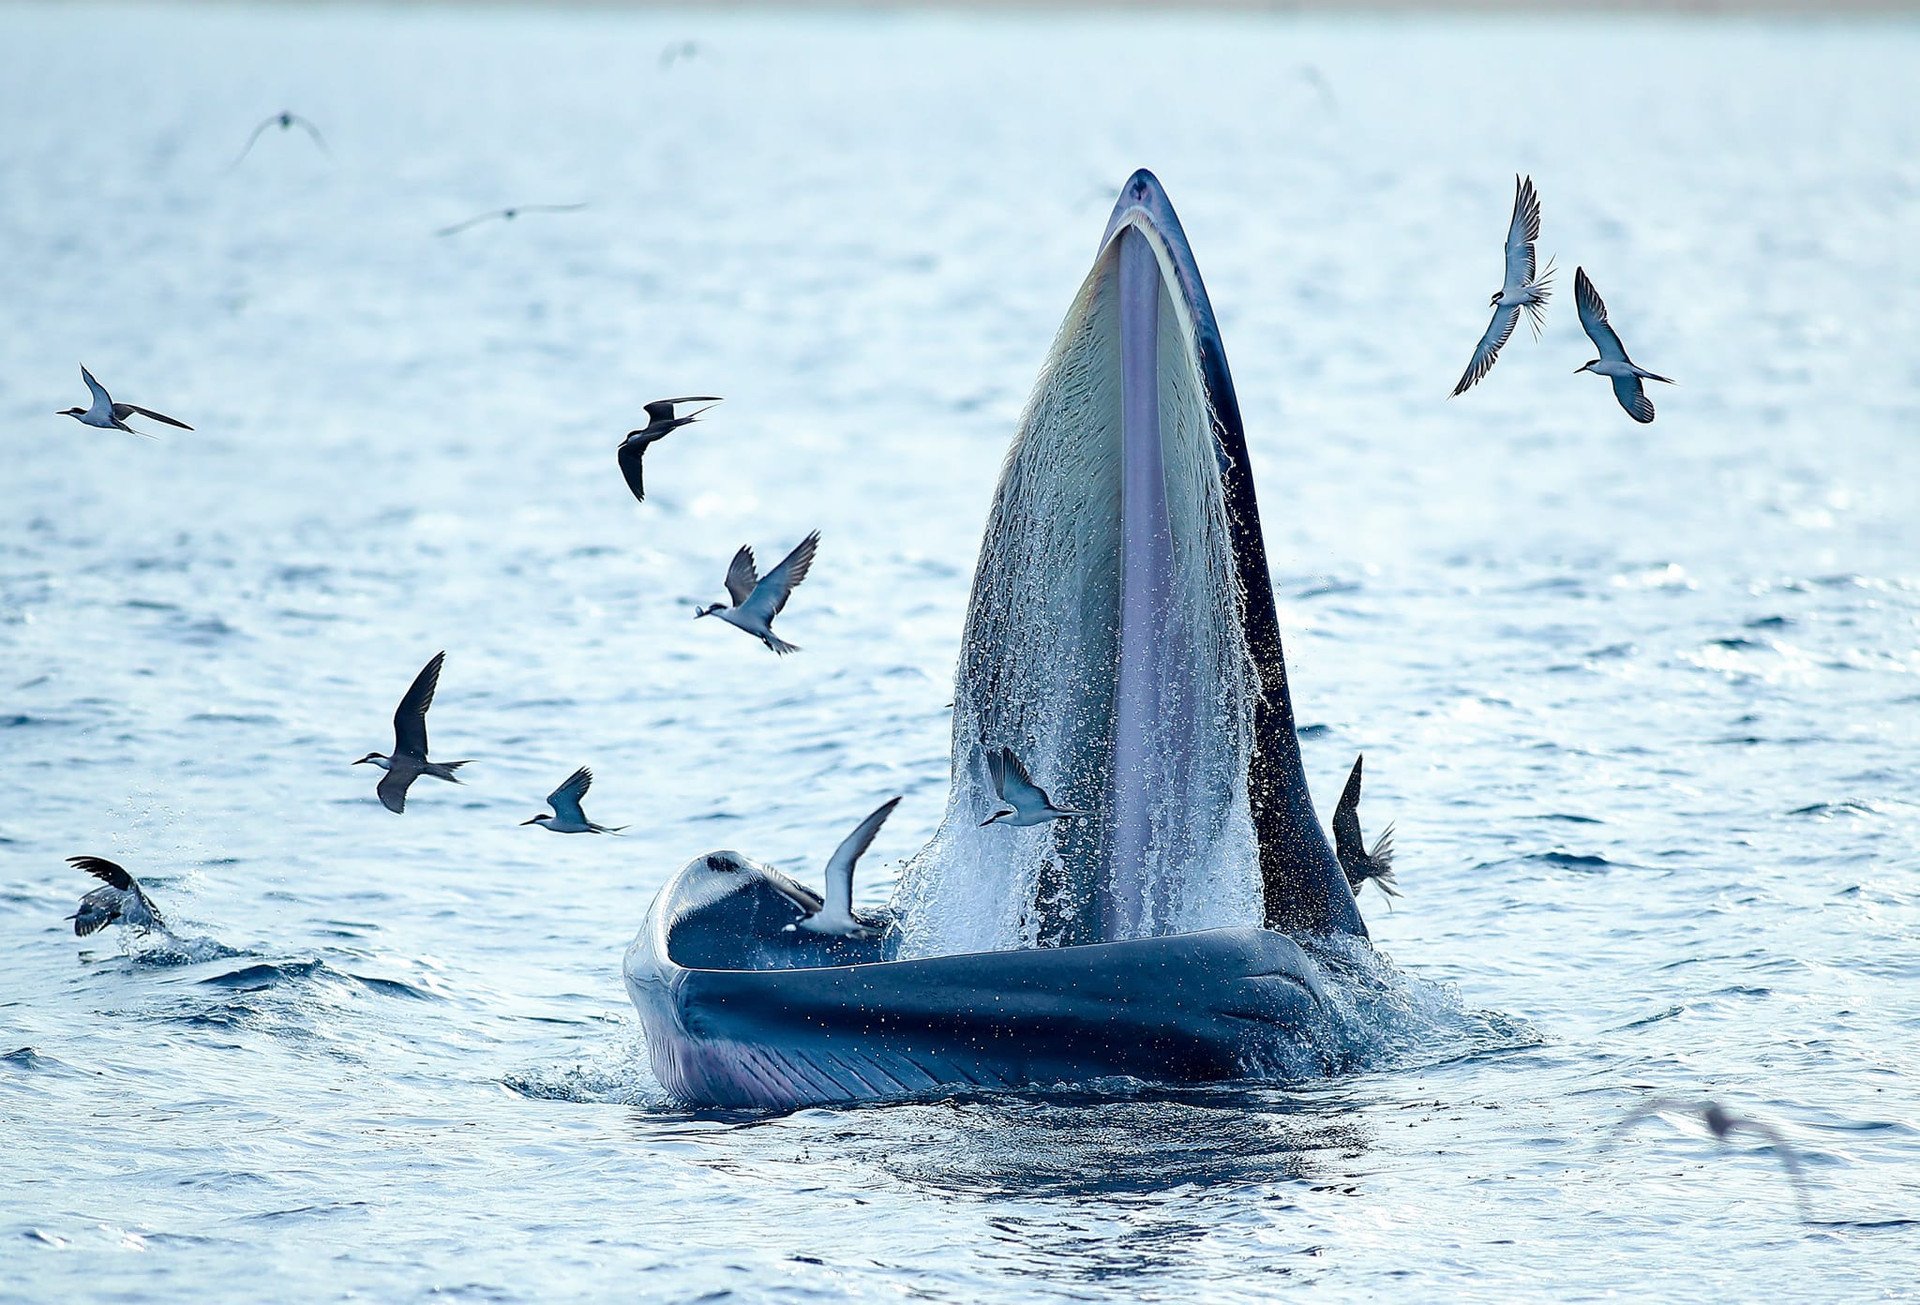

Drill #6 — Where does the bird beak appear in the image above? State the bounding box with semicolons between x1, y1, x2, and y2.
520;817;541;825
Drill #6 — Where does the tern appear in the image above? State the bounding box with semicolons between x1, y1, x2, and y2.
1452;175;1554;397
67;857;166;937
617;396;722;504
521;766;626;834
435;204;588;238
231;111;330;167
354;651;471;813
1574;268;1674;423
793;797;901;938
1332;754;1398;901
59;366;192;437
981;746;1082;827
695;531;819;655
1609;1097;1810;1218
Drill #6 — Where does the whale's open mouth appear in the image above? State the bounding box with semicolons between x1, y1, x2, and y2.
890;170;1363;955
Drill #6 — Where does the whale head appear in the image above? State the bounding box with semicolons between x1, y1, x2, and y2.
890;170;1364;954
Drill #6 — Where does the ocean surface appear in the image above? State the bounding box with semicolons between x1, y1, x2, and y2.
3;4;1917;1300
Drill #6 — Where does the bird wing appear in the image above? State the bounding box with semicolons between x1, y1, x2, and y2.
289;114;330;154
1503;174;1541;290
69;856;136;891
643;396;722;424
80;365;111;411
1574;268;1629;362
1368;823;1396;874
516;203;589;216
822;797;901;915
723;546;759;607
616;437;650;503
1724;1117;1808;1184
998;747;1052;807
743;531;819;621
986;745;1007;799
115;403;193;431
72;886;123;936
392;652;445;759
377;765;417;814
1611;374;1656;424
1331;756;1365;865
435;211;501;237
230;116;278;167
1451;303;1520;396
548;766;593;822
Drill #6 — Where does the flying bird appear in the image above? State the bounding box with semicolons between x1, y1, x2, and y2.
981;746;1082;827
617;396;722;504
794;797;901;938
1333;754;1398;900
695;531;819;655
1610;1098;1810;1218
659;40;703;69
231;111;330;168
58;366;192;437
1452;175;1554;397
435;204;588;238
354;652;471;813
521;766;625;834
67;857;166;937
1574;268;1674;423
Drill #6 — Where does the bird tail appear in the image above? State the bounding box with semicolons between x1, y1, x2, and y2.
764;633;800;656
1522;258;1555;336
1636;367;1676;385
429;760;473;782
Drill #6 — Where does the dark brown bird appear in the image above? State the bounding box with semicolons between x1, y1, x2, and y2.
617;396;722;503
67;857;165;936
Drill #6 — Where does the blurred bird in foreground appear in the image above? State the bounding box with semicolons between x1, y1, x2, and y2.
1609;1097;1810;1219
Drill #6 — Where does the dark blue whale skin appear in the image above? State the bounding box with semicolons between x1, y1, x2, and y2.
625;871;1334;1111
626;172;1368;1109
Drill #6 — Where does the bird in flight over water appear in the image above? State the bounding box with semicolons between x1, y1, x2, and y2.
1610;1098;1810;1219
1333;754;1398;901
231;111;330;168
1452;174;1554;397
793;797;902;938
695;531;820;655
981;746;1082;827
354;652;472;813
522;766;626;834
67;857;166;937
618;396;722;504
59;366;192;437
1574;268;1674;423
435;204;588;238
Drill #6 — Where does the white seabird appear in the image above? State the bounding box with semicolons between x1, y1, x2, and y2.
435;204;588;238
522;766;626;834
1574;267;1674;423
981;746;1082;827
354;651;472;813
617;396;722;504
58;366;192;437
67;857;166;936
232;111;330;168
794;797;902;938
1452;174;1555;397
695;531;820;655
1332;754;1398;900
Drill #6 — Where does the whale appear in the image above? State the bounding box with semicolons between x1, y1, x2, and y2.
626;169;1373;1109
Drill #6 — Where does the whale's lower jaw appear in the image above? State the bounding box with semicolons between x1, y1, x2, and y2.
625;915;1336;1110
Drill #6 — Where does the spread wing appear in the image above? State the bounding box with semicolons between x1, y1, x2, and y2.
1611;374;1655;424
617;437;650;503
1452;303;1520;396
69;856;135;891
723;546;759;607
1331;756;1365;866
822;797;901;913
741;531;819;621
435;211;501;237
80;366;111;410
986;745;1007;799
998;747;1053;807
547;766;593;822
643;396;722;424
1503;174;1541;290
377;766;417;814
288;114;330;154
392;652;445;759
1574;268;1628;362
115;403;192;431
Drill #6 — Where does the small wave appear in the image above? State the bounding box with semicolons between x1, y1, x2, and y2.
194;958;440;1001
128;933;248;966
503;1032;667;1106
2;1046;65;1073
